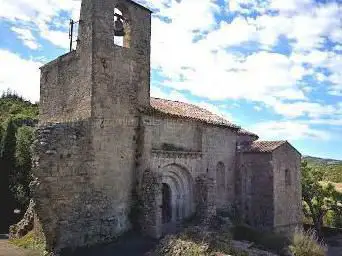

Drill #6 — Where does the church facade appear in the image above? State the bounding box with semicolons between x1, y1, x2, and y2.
33;0;302;254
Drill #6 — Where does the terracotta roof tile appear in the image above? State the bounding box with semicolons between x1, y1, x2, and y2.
243;141;287;153
237;128;259;139
148;98;240;129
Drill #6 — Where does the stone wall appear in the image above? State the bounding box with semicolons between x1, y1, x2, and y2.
32;122;94;252
40;51;92;123
138;115;237;236
151;118;202;152
238;153;275;230
272;143;302;234
202;126;237;210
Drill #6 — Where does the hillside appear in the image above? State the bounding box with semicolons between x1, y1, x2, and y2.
303;156;342;183
0;92;38;126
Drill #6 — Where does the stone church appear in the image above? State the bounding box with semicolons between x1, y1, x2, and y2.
32;0;302;253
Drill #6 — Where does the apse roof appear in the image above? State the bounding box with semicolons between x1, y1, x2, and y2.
242;141;287;153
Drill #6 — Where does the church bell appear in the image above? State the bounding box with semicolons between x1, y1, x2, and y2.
114;18;125;37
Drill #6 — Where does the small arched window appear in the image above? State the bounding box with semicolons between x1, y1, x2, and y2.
216;162;226;197
114;7;131;48
285;169;291;186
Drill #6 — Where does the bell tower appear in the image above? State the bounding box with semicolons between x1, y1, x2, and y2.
77;0;152;117
36;0;152;253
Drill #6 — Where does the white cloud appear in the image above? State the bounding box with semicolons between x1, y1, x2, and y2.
267;99;337;119
11;27;40;50
252;121;331;141
38;24;69;49
0;50;41;102
1;0;81;49
270;0;312;12
306;118;342;126
227;0;269;14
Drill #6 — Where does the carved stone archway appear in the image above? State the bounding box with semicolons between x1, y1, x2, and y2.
159;164;195;234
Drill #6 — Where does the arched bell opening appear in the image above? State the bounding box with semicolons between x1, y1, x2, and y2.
113;6;131;48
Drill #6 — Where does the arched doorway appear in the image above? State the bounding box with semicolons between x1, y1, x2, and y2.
160;164;194;234
162;183;172;224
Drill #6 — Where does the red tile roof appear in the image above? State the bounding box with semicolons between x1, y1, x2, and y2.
237;128;259;139
243;141;287;153
149;98;240;129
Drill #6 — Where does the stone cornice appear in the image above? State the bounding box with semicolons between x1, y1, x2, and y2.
152;150;203;159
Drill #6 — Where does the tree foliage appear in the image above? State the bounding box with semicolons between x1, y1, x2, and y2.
301;161;342;236
0;118;17;228
0;91;38;230
14;126;35;207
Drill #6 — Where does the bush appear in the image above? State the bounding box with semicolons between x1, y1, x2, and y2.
10;231;46;255
152;235;209;256
289;228;327;256
151;227;247;256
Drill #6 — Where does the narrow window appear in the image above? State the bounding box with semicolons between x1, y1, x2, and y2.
285;169;291;186
114;7;131;48
216;162;226;198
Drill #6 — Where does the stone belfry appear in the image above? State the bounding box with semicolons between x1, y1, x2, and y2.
35;0;152;254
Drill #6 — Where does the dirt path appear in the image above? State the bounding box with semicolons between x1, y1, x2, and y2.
72;232;158;256
0;238;40;256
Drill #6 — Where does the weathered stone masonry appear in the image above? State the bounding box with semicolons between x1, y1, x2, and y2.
33;0;303;254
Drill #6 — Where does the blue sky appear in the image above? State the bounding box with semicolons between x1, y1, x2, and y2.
0;0;342;160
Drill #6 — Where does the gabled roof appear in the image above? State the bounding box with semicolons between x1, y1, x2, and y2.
148;98;240;130
243;141;287;153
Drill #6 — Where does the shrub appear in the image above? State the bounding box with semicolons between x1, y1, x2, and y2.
152;235;209;256
289;228;327;256
10;231;46;255
151;227;248;256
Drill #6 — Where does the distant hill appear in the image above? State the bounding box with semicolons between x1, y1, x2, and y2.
303;156;342;165
303;156;342;183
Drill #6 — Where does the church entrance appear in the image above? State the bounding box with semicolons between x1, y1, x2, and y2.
159;164;195;236
162;183;172;224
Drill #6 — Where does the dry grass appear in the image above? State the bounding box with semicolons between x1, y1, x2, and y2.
319;181;342;192
150;226;248;256
289;228;327;256
333;183;342;193
10;231;46;256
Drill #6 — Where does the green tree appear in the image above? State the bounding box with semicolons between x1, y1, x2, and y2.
14;126;35;207
301;161;342;237
0;118;17;228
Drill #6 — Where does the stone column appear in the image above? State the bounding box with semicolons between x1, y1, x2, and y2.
140;169;162;238
195;174;216;226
